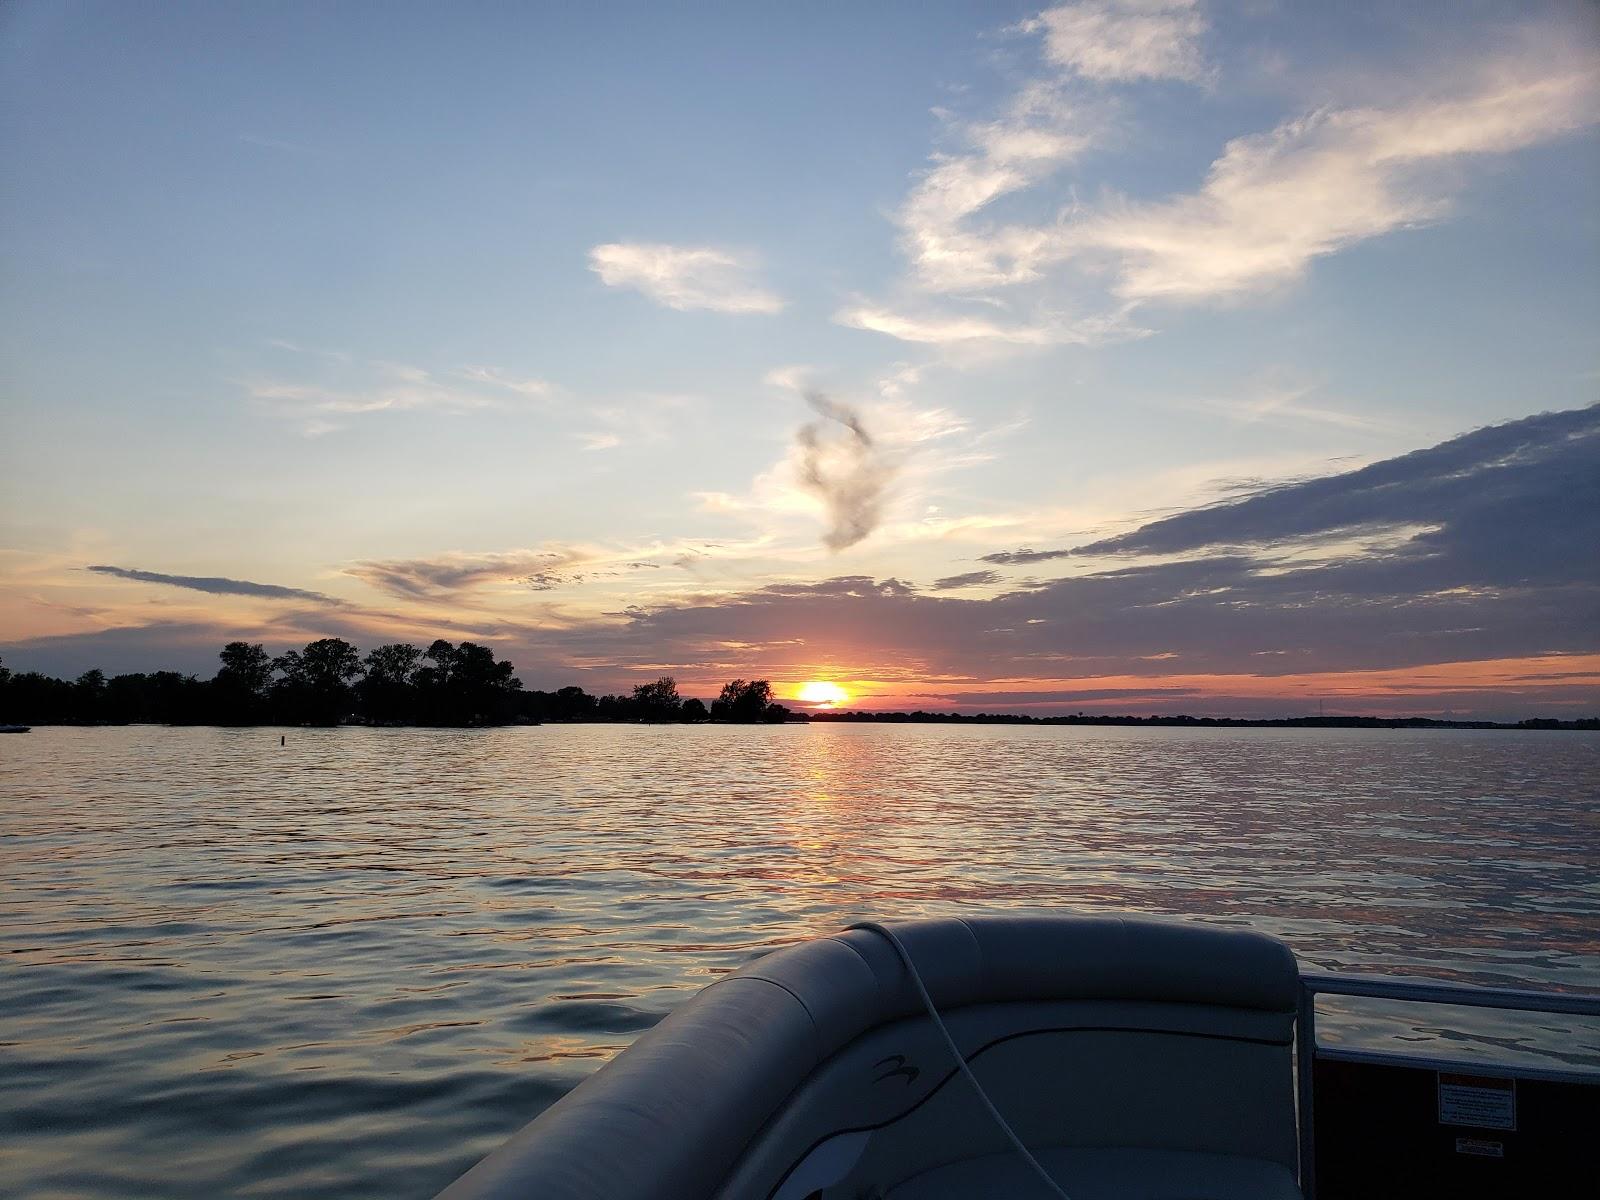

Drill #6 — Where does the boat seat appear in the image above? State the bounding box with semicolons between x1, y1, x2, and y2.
438;915;1304;1200
888;1146;1303;1200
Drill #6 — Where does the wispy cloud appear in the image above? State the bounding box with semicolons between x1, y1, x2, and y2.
849;15;1598;348
895;80;1099;295
86;565;341;605
246;352;555;435
345;550;590;601
459;365;554;398
1019;0;1211;85
704;373;991;553
586;406;1600;700
837;301;1142;347
795;394;897;552
763;364;813;391
980;546;1076;566
1077;404;1600;562
933;569;1003;589
1164;378;1413;436
26;407;1600;718
588;242;785;314
1075;47;1599;302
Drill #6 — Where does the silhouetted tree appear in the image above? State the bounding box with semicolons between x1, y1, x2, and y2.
104;671;208;723
552;685;597;721
680;697;708;722
74;669;108;723
594;692;638;721
360;643;422;723
214;641;272;723
2;669;80;723
632;676;681;721
273;638;363;725
452;641;521;724
518;684;598;722
712;679;778;722
412;639;521;724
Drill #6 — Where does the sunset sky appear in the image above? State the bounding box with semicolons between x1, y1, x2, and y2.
2;1;1597;718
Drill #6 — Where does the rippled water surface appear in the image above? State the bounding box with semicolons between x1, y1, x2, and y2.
3;724;1598;1198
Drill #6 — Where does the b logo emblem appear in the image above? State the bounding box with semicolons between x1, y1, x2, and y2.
873;1053;920;1086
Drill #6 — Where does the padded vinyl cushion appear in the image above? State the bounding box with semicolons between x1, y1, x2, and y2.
888;1146;1304;1200
436;915;1299;1200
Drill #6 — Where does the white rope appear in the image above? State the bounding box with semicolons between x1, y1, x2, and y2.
848;921;1073;1200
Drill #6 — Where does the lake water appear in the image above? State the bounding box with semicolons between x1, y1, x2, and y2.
2;724;1597;1198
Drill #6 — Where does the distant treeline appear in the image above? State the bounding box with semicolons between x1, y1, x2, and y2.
807;710;1600;730
2;644;1593;730
0;642;791;727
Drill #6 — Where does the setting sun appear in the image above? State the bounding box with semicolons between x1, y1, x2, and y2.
795;681;850;707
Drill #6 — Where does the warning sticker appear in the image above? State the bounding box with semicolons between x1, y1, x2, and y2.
1438;1073;1516;1131
1455;1138;1505;1158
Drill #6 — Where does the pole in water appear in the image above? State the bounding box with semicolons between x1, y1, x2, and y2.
280;735;285;746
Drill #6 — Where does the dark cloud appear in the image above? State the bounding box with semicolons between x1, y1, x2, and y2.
980;547;1074;565
346;551;576;599
0;622;237;678
86;565;340;605
982;407;1600;589
538;406;1600;713
596;558;1588;680
797;392;896;551
18;406;1596;719
909;688;1201;704
933;570;1002;589
758;576;916;598
1080;405;1600;567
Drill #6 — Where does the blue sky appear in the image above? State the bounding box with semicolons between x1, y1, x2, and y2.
2;1;1597;716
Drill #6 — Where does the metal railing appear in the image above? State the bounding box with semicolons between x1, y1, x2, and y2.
1293;972;1600;1198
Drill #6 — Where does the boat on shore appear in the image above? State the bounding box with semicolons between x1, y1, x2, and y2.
438;914;1599;1199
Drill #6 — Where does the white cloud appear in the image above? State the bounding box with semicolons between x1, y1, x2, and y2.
247;377;493;419
837;301;1143;348
582;392;705;447
763;364;813;392
1021;0;1211;85
838;304;1055;345
704;381;996;553
875;362;925;401
588;242;785;314
1072;54;1600;302
898;82;1098;294
851;25;1598;348
692;491;745;515
247;352;555;435
460;365;554;398
1164;378;1415;437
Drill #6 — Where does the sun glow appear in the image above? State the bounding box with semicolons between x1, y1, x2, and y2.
795;680;851;707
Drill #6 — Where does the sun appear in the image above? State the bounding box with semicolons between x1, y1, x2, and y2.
795;680;850;707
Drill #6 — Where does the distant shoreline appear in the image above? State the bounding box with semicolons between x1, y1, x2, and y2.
8;712;1596;731
8;642;1593;731
804;711;1599;730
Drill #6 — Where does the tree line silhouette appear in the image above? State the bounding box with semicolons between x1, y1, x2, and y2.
0;642;792;727
6;645;1590;730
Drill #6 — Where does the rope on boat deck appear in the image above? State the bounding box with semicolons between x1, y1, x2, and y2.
848;921;1074;1200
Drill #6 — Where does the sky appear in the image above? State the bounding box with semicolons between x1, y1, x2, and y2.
2;0;1597;719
